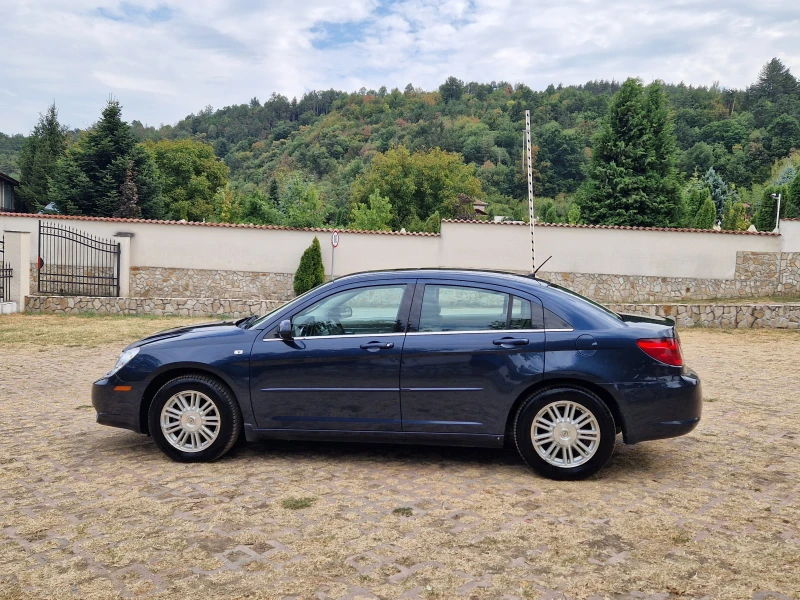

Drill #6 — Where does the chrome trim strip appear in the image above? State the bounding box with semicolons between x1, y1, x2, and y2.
263;332;406;342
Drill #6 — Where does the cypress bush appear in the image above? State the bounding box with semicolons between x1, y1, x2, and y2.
293;237;325;295
692;197;716;229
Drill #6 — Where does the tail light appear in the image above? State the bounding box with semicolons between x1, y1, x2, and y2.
637;338;683;366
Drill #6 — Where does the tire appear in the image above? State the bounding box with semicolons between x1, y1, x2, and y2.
513;386;615;480
148;374;242;462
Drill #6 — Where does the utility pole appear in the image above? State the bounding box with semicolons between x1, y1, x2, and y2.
772;193;782;233
525;110;536;271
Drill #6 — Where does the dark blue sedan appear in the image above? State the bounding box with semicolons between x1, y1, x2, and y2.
93;269;701;480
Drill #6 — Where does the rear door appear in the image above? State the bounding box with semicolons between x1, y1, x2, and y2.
399;280;546;435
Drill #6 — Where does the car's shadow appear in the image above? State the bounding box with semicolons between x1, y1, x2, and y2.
89;430;659;480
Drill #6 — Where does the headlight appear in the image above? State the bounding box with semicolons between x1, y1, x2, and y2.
106;347;139;377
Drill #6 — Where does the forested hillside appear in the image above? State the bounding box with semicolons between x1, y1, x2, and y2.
4;58;800;231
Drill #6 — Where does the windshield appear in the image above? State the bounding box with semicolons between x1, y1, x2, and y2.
545;282;622;320
244;283;330;329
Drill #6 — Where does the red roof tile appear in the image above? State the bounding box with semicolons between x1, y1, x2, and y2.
441;219;781;236
0;212;440;237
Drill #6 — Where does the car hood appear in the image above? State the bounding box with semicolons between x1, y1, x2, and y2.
125;320;247;349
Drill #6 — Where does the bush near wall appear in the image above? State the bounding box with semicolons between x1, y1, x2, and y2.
294;237;325;295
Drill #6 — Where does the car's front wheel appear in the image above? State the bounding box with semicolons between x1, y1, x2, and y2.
148;374;241;462
513;386;615;480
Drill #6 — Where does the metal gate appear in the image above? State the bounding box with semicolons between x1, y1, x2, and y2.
0;236;11;302
38;221;120;297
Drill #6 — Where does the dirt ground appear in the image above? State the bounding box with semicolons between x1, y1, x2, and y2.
0;315;798;600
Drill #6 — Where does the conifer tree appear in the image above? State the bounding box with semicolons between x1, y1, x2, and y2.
293;237;325;295
115;161;141;218
577;79;682;227
693;197;716;229
17;103;67;212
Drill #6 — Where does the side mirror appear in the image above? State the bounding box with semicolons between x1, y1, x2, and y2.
278;319;293;340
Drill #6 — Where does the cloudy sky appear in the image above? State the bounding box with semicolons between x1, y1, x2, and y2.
2;0;799;134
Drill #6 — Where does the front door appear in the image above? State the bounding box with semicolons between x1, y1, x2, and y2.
400;282;546;435
249;283;412;431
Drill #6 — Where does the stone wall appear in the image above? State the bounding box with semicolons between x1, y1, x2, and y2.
25;295;283;318
23;295;800;328
540;252;800;302
609;303;800;329
129;267;295;301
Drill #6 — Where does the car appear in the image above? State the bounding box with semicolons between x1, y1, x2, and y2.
92;269;701;480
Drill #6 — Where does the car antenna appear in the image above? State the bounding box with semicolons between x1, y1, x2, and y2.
531;255;552;278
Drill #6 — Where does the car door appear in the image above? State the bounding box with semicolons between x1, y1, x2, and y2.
249;282;413;431
400;281;545;435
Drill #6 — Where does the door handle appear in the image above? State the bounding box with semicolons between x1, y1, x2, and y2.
492;337;529;347
360;341;395;351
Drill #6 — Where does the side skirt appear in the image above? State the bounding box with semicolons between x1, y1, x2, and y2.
244;424;504;448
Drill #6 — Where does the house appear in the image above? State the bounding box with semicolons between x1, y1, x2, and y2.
0;172;19;212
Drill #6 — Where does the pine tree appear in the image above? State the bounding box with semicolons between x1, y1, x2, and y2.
577;79;683;227
787;173;800;218
17;103;67;212
703;167;738;220
753;186;786;231
293;237;325;295
693;197;716;229
49;99;163;218
115;161;141;218
749;58;798;103
268;178;280;205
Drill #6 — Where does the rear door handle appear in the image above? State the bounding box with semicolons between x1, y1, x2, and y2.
492;337;529;347
360;341;394;351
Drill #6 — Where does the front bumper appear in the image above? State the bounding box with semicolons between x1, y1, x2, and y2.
92;376;145;433
611;367;702;444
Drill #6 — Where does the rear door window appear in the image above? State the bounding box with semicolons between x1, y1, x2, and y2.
419;285;541;332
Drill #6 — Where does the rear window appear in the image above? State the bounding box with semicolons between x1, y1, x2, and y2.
546;282;622;321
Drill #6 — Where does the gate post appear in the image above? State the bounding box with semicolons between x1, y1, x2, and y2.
4;230;30;313
114;233;131;297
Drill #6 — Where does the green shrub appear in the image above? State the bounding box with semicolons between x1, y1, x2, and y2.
293;237;325;295
692;197;716;229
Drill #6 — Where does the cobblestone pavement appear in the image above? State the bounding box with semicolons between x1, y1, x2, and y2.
1;330;799;599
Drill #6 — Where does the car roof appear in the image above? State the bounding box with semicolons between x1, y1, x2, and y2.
332;268;547;288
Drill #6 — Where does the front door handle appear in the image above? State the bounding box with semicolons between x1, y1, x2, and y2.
360;341;395;351
492;337;529;347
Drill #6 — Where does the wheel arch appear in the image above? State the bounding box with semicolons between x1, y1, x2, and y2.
139;366;239;435
503;377;625;444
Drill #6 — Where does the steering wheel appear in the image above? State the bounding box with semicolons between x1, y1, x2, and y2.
325;310;346;335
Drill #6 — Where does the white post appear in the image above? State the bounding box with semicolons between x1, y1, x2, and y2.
114;234;131;297
774;193;782;233
4;231;31;313
525;110;536;271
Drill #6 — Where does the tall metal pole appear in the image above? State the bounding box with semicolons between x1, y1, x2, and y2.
525;110;535;271
774;193;782;233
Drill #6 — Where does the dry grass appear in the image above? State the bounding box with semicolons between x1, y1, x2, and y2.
0;317;799;599
0;313;212;347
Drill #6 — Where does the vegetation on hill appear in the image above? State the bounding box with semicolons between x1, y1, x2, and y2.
4;58;800;230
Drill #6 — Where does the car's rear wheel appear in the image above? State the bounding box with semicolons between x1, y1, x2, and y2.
148;374;241;462
513;386;615;480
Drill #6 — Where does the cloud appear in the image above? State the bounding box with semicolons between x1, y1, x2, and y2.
1;0;798;134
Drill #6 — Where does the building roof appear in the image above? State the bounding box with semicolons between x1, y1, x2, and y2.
441;219;781;236
0;172;20;185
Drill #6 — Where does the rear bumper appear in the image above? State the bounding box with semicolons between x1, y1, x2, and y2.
92;376;145;433
610;367;702;444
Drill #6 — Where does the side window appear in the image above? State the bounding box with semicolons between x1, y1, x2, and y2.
292;285;406;337
419;285;542;332
544;307;572;330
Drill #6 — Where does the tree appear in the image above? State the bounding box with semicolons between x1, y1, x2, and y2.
349;190;393;231
49;100;163;218
577;79;683;227
293;237;325;295
535;122;586;196
439;76;465;103
693;197;716;229
721;201;749;231
145;138;229;221
748;58;798;103
753;186;786;231
766;115;800;160
567;203;581;224
115;161;141;218
17;103;67;212
282;173;325;228
351;146;483;231
787;173;800;218
703;167;738;220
